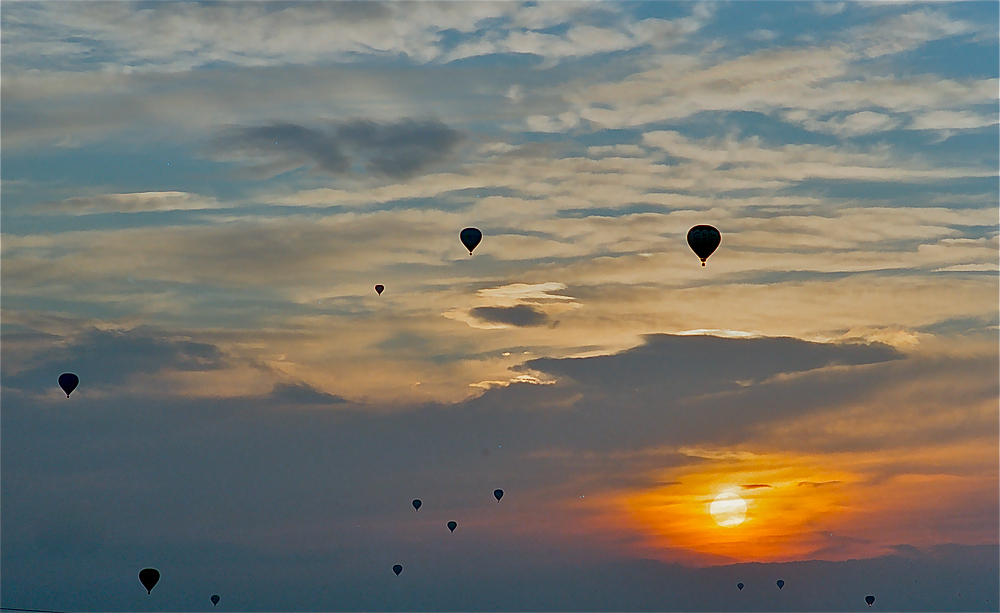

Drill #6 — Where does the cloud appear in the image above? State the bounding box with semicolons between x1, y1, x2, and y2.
36;191;224;215
0;2;703;73
910;110;1000;131
521;334;903;399
1;332;994;596
851;9;980;58
210;118;463;179
470;305;550;327
477;282;575;304
265;382;348;405
1;326;229;395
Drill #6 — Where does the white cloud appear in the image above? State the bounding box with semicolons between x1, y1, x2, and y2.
814;3;846;16
783;110;902;137
749;29;778;41
851;9;979;58
910;110;999;131
36;191;225;215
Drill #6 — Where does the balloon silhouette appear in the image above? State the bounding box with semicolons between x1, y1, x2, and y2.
375;284;384;296
866;595;875;607
412;499;421;511
392;564;403;576
460;228;482;255
687;225;721;266
211;595;220;606
737;583;744;591
447;521;457;533
58;373;79;397
138;568;160;594
494;489;504;502
776;580;785;590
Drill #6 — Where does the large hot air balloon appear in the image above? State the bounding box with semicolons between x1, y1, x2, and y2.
447;521;457;533
737;583;744;591
687;225;721;266
866;595;875;607
460;228;482;255
392;564;403;576
375;285;384;296
58;373;79;397
211;595;220;606
494;489;504;502
776;580;785;590
139;568;160;594
412;499;422;511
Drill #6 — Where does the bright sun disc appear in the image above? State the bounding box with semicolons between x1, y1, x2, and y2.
710;492;747;527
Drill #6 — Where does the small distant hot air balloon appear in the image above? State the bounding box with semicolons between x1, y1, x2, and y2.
737;583;744;591
211;595;220;606
687;225;721;266
412;499;422;511
866;595;875;607
375;284;384;296
392;564;403;576
447;521;457;533
776;580;785;590
460;228;483;255
58;373;79;397
138;568;160;594
494;489;504;502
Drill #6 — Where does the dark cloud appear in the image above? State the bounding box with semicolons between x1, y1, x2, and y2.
211;118;463;178
266;381;348;405
1;326;228;394
799;480;842;487
2;333;995;611
522;334;903;395
470;304;549;327
741;483;772;489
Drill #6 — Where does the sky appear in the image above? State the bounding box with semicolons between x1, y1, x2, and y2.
1;1;998;611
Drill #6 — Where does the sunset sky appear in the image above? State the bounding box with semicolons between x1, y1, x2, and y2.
1;1;997;611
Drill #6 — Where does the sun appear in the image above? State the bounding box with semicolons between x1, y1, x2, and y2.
710;492;747;527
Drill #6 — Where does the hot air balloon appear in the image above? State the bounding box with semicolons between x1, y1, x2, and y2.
447;521;457;533
211;595;220;606
776;580;784;590
737;583;744;591
866;595;875;607
58;373;79;397
460;228;482;255
494;489;504;502
392;564;403;576
375;285;384;296
139;568;160;594
412;499;422;511
687;225;721;266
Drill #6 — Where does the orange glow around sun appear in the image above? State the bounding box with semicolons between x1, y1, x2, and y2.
625;452;856;563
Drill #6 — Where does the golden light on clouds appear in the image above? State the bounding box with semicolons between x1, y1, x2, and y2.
626;454;855;562
623;430;998;564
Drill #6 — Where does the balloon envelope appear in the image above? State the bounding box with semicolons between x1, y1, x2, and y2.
392;564;403;576
737;583;744;591
58;373;79;397
139;568;160;594
375;284;384;295
494;488;504;502
460;228;483;254
412;499;421;511
776;580;784;589
866;595;875;606
447;521;457;533
211;595;220;606
687;225;721;266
